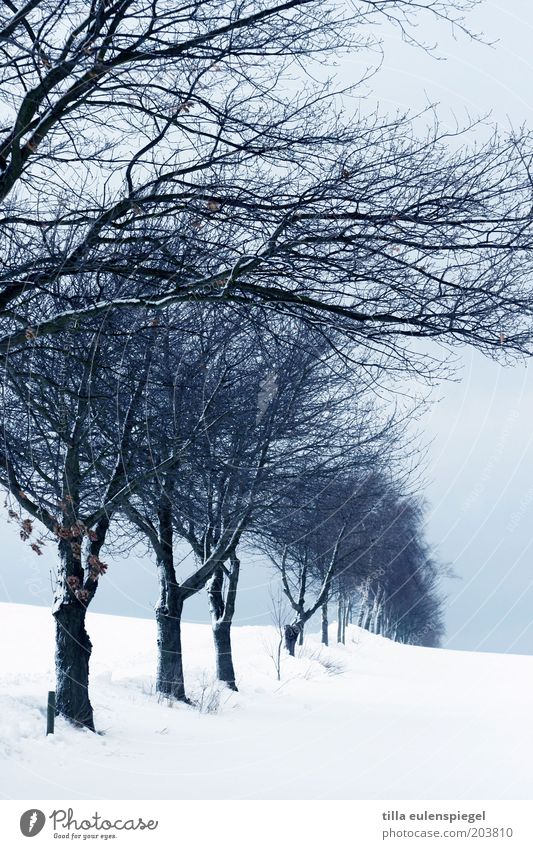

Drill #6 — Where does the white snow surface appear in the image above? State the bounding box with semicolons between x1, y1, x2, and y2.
0;602;531;800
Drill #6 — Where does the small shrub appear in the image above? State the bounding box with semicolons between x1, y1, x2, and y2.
189;673;226;714
297;645;345;676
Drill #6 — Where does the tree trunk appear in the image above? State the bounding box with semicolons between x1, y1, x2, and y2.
298;622;304;646
207;564;225;620
321;602;328;645
212;621;237;690
54;603;95;730
154;493;188;701
337;596;344;643
207;556;239;690
53;525;96;731
284;623;300;656
52;513;112;730
370;586;382;634
344;598;351;639
53;539;95;730
155;560;187;701
156;588;186;700
362;601;372;631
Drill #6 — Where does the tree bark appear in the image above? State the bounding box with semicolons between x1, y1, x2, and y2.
212;621;237;690
284;623;300;656
155;521;187;700
54;603;95;730
207;565;225;621
156;588;186;700
337;596;344;643
154;490;188;700
321;602;328;645
53;539;95;730
357;597;366;627
207;555;240;690
344;598;351;638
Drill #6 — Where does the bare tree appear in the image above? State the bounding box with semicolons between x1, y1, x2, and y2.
355;492;446;646
264;583;290;681
122;305;368;692
2;0;533;379
105;297;388;697
191;315;355;687
257;447;403;654
0;316;160;728
104;307;250;701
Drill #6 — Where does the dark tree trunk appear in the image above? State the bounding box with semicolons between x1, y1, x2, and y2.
337;596;344;643
207;555;240;690
284;623;300;656
344;598;351;638
54;603;95;730
154;493;188;701
155;554;187;702
53;539;95;730
298;622;304;646
156;589;186;700
213;621;237;690
207;565;225;620
321;602;329;645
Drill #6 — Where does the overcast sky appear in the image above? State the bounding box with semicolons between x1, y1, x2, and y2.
2;1;533;654
366;1;533;654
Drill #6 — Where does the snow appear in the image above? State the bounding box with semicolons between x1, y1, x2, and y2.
0;602;532;800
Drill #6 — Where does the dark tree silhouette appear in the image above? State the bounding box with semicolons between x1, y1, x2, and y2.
119;305;376;695
257;465;403;654
1;0;533;377
0;317;161;728
355;493;446;647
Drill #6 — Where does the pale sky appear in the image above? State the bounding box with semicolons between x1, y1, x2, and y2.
2;1;533;654
355;0;533;653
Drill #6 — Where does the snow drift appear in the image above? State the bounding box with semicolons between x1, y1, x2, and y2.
0;602;531;800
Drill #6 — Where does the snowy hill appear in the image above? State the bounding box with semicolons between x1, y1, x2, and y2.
1;602;532;800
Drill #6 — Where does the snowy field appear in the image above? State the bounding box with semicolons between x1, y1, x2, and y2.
0;602;532;800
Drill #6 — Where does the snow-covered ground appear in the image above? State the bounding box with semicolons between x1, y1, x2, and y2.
0;602;532;800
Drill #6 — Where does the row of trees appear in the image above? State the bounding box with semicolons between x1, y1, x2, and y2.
0;0;531;733
1;300;442;728
263;474;445;653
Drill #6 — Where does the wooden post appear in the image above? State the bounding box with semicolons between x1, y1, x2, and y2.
46;690;55;735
